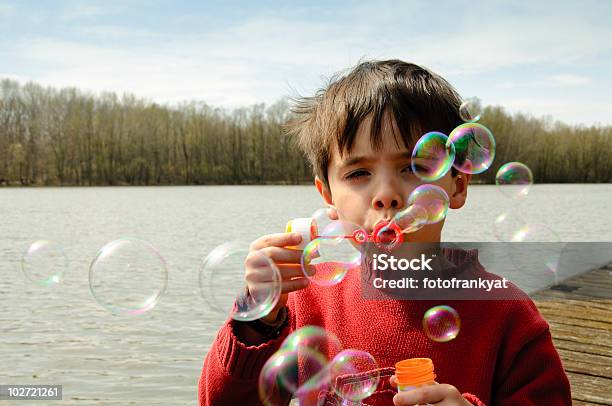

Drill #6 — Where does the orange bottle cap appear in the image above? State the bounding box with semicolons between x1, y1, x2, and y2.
395;358;436;388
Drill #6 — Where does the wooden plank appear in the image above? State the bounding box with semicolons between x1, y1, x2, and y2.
536;301;612;325
533;289;612;305
533;293;612;311
546;322;612;349
557;349;612;379
566;372;612;405
572;400;610;406
531;266;612;405
551;338;612;358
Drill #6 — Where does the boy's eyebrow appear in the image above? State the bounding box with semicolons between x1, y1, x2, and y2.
339;152;412;168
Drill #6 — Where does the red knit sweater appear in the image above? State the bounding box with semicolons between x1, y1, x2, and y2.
198;249;572;405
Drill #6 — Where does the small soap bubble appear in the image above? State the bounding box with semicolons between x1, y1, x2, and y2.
447;123;496;174
21;240;67;286
199;242;281;321
392;204;429;234
373;222;402;250
407;184;450;224
496;162;534;198
301;221;363;286
411;132;456;182
329;349;380;401
423;305;461;342
89;238;168;315
459;98;482;122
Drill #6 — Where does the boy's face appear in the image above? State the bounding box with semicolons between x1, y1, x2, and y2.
315;113;471;243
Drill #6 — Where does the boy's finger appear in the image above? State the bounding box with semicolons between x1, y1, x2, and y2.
389;375;398;388
281;278;309;294
277;264;307;279
393;385;446;405
246;276;309;294
246;264;309;285
250;233;302;250
260;246;303;264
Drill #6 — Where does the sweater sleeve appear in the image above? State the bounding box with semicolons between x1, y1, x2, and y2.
462;392;486;406
198;308;294;406
492;302;572;406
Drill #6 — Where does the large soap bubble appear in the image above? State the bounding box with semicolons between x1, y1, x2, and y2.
447;123;495;174
199;242;282;321
89;238;168;315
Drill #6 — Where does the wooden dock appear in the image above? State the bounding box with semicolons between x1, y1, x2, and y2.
531;264;612;405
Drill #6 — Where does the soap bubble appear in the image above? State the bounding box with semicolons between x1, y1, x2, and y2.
407;184;450;224
422;305;461;342
89;238;168;315
411;132;455;182
21;240;67;286
496;162;534;198
199;242;281;321
459;98;482;122
257;326;344;403
259;349;295;406
447;123;495;174
259;348;329;404
511;223;560;243
282;326;343;360
329;349;380;401
301;221;363;286
311;206;340;237
372;221;403;250
510;224;563;283
493;211;526;242
392;204;429;234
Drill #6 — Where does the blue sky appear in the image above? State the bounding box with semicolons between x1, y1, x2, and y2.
1;0;611;125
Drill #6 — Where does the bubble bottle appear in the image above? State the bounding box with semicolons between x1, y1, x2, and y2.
394;358;436;393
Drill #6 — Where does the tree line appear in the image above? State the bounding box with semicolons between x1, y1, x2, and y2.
1;79;610;186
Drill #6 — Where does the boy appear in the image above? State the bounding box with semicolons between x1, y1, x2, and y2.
198;60;572;405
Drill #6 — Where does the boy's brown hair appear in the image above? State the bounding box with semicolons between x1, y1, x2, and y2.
286;59;464;188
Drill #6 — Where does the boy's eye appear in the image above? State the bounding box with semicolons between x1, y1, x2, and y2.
402;165;416;174
406;164;432;174
345;170;370;180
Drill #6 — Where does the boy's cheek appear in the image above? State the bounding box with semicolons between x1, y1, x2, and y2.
429;173;454;198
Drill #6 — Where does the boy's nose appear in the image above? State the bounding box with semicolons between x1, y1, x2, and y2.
373;191;403;210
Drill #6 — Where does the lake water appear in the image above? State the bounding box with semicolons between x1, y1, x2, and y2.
1;184;611;405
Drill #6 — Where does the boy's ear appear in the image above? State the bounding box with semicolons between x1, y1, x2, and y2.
449;173;471;209
315;176;333;206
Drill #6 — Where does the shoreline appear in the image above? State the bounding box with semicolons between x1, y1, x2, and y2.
1;181;611;188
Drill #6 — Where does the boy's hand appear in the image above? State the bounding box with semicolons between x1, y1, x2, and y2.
390;376;473;406
247;232;309;323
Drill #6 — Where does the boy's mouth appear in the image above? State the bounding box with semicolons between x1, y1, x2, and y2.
369;218;393;233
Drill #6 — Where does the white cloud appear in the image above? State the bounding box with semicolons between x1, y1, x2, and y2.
61;4;107;20
0;2;14;17
2;2;610;125
10;38;266;106
492;98;612;126
548;74;592;86
496;75;593;89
